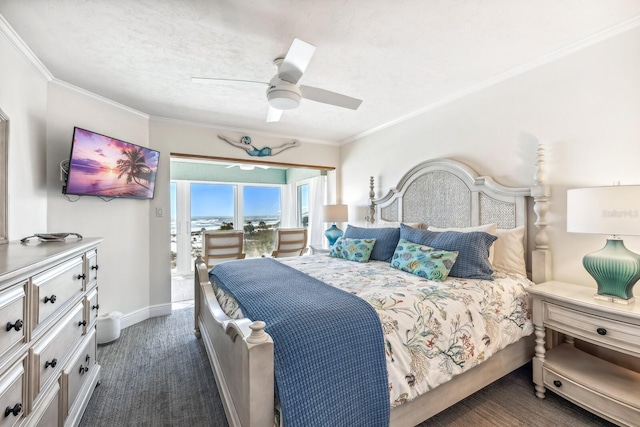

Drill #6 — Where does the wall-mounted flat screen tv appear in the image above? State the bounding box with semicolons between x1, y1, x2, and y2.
63;127;160;199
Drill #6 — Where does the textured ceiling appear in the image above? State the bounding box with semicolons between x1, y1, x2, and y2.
2;1;640;143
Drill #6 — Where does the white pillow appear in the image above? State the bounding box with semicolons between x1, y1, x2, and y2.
427;223;497;264
493;226;526;276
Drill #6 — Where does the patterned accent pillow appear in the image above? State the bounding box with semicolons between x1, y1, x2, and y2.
391;239;458;281
400;224;497;280
329;237;377;263
343;225;400;262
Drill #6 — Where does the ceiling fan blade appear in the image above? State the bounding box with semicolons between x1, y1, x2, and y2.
300;85;363;110
191;77;268;87
277;38;316;84
266;106;283;122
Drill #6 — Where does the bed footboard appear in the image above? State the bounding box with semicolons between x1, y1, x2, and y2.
194;256;275;427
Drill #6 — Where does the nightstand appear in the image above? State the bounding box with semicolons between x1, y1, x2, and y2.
528;281;640;426
309;245;330;255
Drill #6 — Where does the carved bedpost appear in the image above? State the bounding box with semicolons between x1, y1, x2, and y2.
365;176;376;226
531;144;551;283
194;255;205;338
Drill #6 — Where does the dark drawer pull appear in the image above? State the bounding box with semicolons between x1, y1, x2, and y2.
596;327;607;336
91;265;99;270
78;320;87;327
4;403;21;417
553;380;562;388
76;274;86;280
92;304;100;310
79;364;89;375
44;358;57;369
85;354;91;363
6;319;23;332
44;294;57;304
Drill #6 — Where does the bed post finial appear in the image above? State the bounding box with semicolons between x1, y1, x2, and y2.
531;144;551;283
365;176;376;226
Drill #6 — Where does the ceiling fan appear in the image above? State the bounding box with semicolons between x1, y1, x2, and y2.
225;163;270;171
192;38;363;123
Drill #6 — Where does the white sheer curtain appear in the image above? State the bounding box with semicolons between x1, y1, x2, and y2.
307;175;327;248
280;183;297;228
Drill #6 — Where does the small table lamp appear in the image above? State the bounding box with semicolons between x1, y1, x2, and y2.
567;186;640;304
323;204;348;246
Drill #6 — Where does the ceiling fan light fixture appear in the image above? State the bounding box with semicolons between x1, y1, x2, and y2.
267;89;301;110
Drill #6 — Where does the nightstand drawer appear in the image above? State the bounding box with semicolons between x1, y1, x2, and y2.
543;367;640;426
543;302;640;357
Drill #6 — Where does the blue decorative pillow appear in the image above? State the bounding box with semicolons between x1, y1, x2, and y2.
391;239;458;281
329;237;377;263
343;225;400;262
400;224;497;280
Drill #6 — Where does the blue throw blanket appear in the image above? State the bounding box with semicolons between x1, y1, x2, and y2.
210;258;390;427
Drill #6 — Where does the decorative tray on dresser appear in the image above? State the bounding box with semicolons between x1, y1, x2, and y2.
0;237;102;426
528;281;640;427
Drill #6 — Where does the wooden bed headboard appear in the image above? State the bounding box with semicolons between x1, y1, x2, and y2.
368;145;551;283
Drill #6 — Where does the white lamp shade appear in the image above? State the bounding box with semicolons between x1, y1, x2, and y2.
567;186;640;236
323;204;348;223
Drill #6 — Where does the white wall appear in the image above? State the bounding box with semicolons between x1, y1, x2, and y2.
45;82;156;322
0;26;48;240
341;26;640;297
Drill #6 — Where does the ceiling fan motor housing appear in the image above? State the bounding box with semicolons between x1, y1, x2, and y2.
267;78;301;110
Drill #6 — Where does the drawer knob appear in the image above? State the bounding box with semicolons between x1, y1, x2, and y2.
44;358;57;369
44;294;57;304
553;380;562;388
77;274;86;280
91;265;99;270
6;319;23;332
79;364;89;375
78;320;87;327
596;327;607;336
85;354;91;363
92;304;100;310
4;403;21;417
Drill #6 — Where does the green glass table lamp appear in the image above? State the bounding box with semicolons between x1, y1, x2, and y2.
323;204;348;246
567;186;640;304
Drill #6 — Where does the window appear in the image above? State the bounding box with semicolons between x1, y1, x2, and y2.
297;183;308;228
191;183;236;261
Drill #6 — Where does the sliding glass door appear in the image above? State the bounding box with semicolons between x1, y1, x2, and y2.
171;180;283;273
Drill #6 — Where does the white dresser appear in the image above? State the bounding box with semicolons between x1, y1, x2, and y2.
529;281;640;426
0;238;102;426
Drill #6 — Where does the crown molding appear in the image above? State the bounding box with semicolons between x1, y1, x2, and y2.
341;14;640;145
0;14;53;82
50;79;150;119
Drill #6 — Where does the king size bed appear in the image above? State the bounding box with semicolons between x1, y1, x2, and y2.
194;149;551;427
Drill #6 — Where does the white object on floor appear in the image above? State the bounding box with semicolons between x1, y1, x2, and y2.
97;311;123;344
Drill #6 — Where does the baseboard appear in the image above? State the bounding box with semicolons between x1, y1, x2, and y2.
120;303;172;329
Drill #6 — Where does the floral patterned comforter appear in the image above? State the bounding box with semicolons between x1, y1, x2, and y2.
211;254;534;408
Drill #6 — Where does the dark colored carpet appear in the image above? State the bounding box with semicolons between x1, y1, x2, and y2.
80;307;616;427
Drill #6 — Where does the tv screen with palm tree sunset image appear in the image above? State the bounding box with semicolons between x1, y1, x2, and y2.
64;127;160;199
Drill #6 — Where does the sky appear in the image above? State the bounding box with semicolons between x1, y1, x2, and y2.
170;183;308;219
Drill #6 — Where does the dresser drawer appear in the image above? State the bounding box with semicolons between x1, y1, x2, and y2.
32;257;84;334
61;329;96;419
0;285;26;365
543;302;640;358
0;358;26;427
84;288;99;330
30;303;84;403
85;250;98;291
543;366;640;426
27;381;59;427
